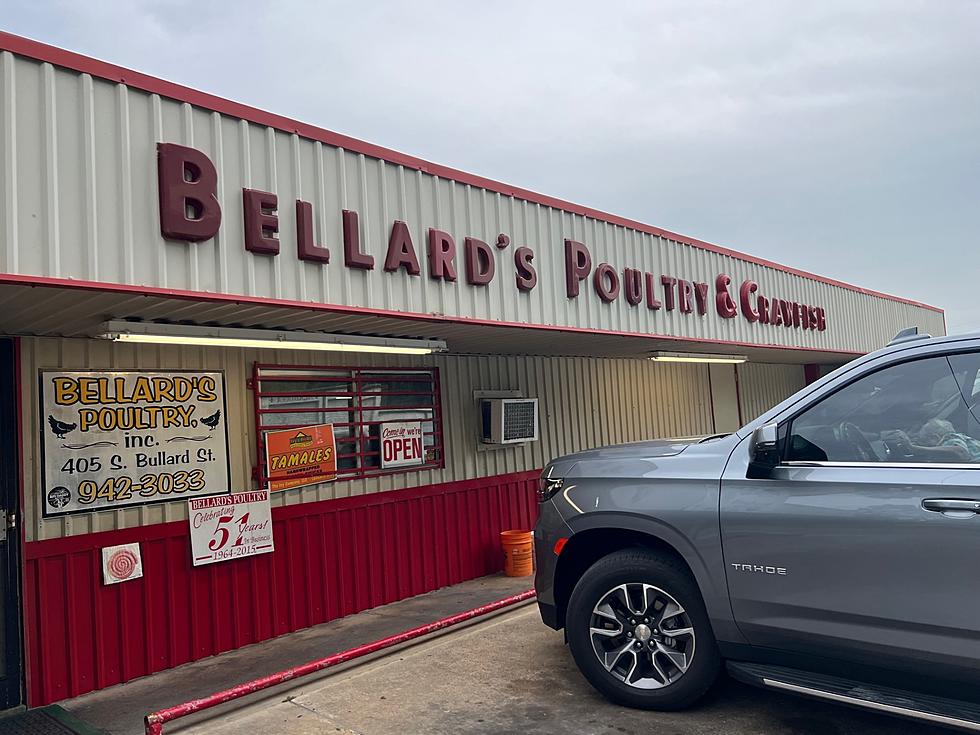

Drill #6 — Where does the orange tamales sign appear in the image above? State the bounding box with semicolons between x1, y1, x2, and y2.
265;424;337;491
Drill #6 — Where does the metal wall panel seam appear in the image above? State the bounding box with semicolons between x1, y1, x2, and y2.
41;63;60;277
80;74;97;278
1;52;17;273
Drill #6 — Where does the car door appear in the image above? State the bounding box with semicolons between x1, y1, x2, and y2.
720;348;980;681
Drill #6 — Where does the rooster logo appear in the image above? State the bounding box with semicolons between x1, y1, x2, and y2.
47;415;77;439
200;410;221;431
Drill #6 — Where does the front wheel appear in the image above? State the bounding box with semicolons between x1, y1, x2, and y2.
566;549;720;710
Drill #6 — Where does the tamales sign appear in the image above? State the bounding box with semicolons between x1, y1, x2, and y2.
264;424;337;491
40;370;231;516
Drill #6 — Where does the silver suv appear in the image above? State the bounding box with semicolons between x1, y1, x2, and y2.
534;329;980;730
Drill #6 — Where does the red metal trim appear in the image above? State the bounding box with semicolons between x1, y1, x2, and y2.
256;363;443;373
259;391;435;398
0;274;879;357
13;337;30;705
259;406;435;416
143;589;535;735
0;31;944;314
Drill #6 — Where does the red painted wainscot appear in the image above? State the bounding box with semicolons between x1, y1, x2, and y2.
23;470;539;706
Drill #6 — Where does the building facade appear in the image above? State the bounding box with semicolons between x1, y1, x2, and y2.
0;32;945;707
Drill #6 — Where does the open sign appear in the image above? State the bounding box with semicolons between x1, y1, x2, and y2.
381;421;424;469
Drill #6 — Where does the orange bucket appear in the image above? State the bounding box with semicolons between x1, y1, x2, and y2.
500;530;534;577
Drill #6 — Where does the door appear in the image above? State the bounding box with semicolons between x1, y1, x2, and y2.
721;349;980;680
0;339;22;708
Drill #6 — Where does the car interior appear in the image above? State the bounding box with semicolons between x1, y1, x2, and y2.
786;353;980;464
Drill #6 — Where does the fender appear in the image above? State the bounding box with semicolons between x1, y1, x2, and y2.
563;509;748;646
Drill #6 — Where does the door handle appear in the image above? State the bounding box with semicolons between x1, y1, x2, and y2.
922;498;980;517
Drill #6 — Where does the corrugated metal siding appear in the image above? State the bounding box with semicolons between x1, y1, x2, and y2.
737;363;807;422
23;471;539;705
0;52;944;354
21;336;714;541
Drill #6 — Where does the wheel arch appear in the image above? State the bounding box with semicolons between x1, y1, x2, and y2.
553;515;734;639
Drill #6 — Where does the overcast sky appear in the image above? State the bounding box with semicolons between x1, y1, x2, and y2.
5;1;978;333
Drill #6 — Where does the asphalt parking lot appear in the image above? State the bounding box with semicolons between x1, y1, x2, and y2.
182;604;948;735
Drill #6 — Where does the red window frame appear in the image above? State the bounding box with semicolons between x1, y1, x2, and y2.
252;363;445;487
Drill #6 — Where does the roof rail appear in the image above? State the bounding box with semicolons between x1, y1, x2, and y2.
888;326;932;346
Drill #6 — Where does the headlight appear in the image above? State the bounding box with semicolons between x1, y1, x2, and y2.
537;475;563;503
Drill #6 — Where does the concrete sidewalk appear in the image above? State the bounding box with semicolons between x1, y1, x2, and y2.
60;574;533;735
183;606;948;735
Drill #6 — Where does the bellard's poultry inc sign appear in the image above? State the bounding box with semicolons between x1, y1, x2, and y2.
156;143;828;334
40;370;231;516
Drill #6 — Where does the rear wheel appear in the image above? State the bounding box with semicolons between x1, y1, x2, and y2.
566;548;720;710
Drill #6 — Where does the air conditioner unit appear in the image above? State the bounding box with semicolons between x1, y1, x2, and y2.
480;398;539;444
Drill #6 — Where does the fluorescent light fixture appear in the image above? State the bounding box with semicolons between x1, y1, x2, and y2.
95;321;447;355
649;351;747;364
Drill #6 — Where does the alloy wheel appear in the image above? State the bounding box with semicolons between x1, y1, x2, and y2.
589;583;696;689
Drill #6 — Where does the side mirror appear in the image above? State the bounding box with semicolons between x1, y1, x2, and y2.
747;422;781;479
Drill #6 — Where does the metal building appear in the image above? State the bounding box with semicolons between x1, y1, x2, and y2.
0;31;944;708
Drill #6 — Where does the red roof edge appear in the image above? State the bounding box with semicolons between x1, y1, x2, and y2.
0;30;943;315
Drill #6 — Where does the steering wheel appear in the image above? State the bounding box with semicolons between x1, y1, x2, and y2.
838;421;876;462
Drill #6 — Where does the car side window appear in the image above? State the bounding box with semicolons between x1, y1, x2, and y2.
948;352;980;433
786;353;980;464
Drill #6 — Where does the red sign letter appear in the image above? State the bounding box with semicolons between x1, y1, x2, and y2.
343;210;374;270
296;200;329;263
624;268;643;306
593;263;621;303
565;240;592;298
660;276;677;311
428;229;457;281
815;307;827;331
739;280;759;322
715;274;738;318
157;143;221;242
384;221;420;275
645;273;662;310
243;189;279;255
464;237;495;285
515;247;537;291
693;282;709;315
678;279;693;313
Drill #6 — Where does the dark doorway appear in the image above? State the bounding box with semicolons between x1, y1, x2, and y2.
0;338;23;709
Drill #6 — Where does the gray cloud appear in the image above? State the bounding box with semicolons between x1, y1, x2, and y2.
6;0;978;332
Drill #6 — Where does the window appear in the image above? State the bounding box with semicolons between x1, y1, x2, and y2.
253;364;444;483
786;352;980;464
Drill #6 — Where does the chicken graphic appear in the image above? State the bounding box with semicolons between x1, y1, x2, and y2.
199;409;221;431
48;415;77;439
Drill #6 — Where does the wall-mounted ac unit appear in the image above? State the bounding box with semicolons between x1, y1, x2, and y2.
480;398;539;444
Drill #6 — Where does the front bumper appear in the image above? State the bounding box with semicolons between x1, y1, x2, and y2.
533;498;573;630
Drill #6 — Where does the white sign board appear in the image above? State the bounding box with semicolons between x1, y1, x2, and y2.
101;543;143;585
380;421;424;469
40;370;231;516
188;490;275;566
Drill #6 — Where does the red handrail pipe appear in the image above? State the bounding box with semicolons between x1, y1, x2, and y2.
144;589;536;735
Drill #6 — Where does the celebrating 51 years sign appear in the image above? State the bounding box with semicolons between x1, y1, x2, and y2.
188;490;274;566
40;370;231;516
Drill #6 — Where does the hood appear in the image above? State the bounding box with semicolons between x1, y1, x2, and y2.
548;438;697;467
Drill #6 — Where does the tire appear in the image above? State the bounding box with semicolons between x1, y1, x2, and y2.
566;548;721;710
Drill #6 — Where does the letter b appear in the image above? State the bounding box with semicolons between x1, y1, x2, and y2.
157;143;222;242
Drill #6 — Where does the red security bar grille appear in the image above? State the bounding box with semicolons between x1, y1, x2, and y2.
252;363;445;486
